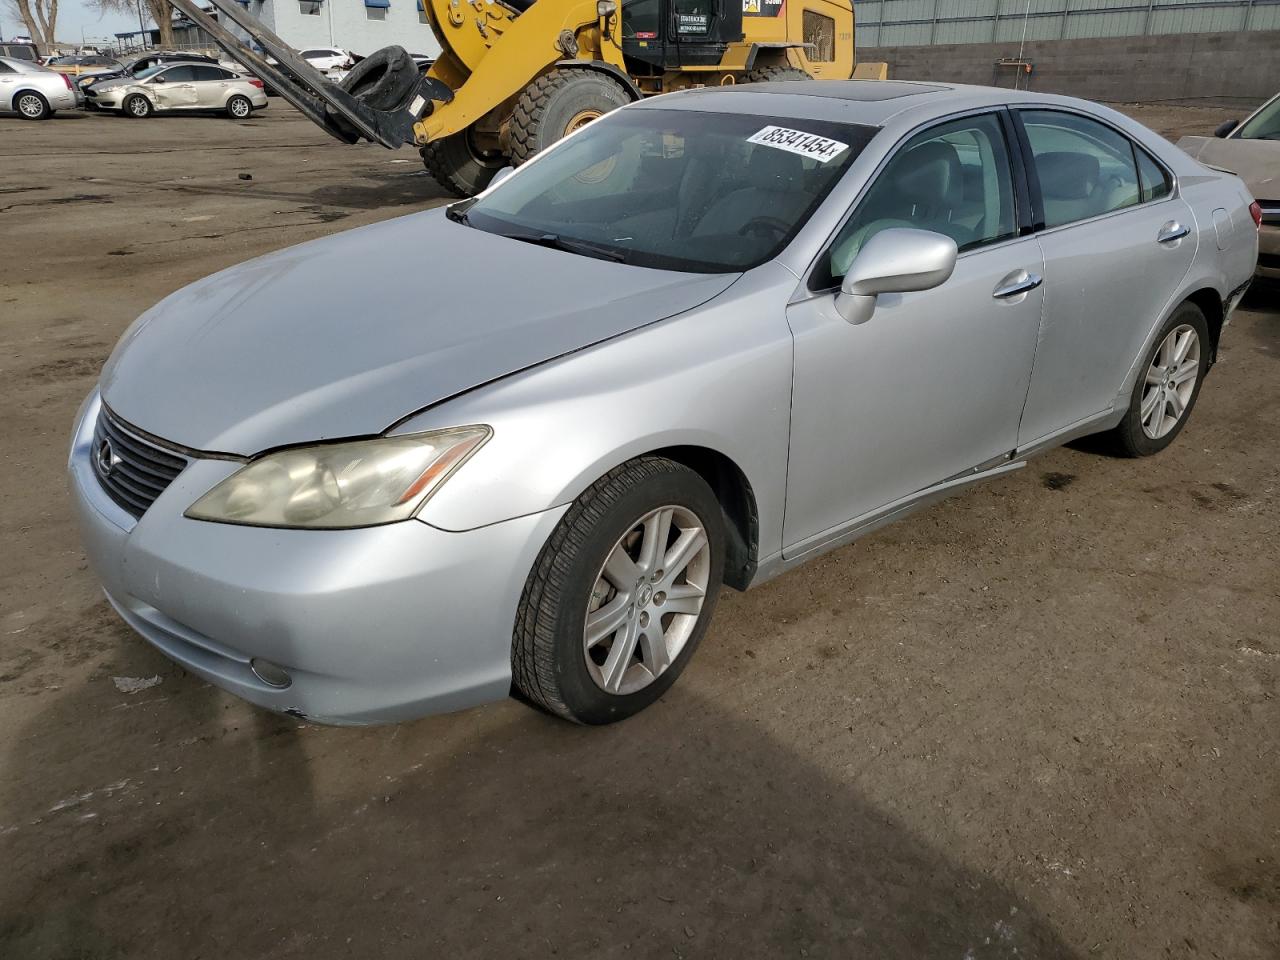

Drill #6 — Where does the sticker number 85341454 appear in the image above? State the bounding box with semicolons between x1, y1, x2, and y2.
747;125;849;163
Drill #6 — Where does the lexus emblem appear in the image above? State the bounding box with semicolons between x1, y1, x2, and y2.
96;438;122;478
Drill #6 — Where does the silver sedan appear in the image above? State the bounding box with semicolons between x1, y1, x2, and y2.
69;82;1258;726
87;61;268;119
0;55;80;119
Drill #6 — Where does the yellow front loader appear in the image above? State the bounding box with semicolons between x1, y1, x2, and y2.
165;0;859;197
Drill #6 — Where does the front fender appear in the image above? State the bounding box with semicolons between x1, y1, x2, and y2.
397;264;796;562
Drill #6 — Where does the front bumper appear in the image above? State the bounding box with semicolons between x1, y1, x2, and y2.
68;389;566;724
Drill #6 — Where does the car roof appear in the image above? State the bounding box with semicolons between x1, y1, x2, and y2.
638;80;1113;129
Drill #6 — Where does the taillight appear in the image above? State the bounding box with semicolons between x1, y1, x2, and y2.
1249;201;1263;230
62;72;72;91
248;78;264;89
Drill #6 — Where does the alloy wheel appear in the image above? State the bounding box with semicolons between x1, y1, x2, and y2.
583;504;711;695
1141;323;1200;440
230;98;250;118
18;94;44;118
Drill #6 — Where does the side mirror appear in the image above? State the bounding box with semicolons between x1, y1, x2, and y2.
1214;119;1239;139
151;75;165;84
835;227;958;324
489;166;515;189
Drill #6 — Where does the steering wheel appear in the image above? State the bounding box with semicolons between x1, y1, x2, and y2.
739;216;791;240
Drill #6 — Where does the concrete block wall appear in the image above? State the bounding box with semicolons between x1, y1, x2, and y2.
858;30;1280;104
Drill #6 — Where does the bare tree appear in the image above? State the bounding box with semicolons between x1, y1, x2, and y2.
4;0;58;45
88;0;176;48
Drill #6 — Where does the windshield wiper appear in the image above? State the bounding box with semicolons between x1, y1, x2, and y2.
502;231;629;263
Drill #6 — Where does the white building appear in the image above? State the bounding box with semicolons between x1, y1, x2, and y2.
226;0;442;60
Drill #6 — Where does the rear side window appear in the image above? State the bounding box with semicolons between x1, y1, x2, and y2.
1021;110;1140;228
1135;146;1172;203
193;66;224;81
0;61;14;75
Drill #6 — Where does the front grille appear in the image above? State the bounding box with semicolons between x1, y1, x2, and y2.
92;406;189;518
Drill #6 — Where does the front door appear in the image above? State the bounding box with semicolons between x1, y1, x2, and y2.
151;65;199;109
784;111;1043;555
1014;108;1197;445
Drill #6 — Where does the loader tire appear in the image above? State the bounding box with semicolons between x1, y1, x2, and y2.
741;65;811;83
509;69;631;166
328;45;420;141
421;130;506;198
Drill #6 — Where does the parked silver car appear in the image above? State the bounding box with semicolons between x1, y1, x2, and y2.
86;60;267;118
0;55;80;119
70;82;1258;726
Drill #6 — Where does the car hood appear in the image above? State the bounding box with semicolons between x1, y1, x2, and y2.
90;77;130;91
100;209;738;454
1178;135;1280;199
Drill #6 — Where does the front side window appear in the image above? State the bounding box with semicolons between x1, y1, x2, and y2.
158;66;196;83
1236;95;1280;141
461;108;875;273
820;112;1017;287
1021;109;1140;228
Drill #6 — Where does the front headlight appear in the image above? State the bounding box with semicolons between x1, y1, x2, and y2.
185;426;490;529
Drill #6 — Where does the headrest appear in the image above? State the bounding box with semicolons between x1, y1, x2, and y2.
891;140;962;209
747;146;804;192
1035;151;1100;200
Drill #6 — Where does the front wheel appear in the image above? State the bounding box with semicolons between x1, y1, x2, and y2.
509;68;631;166
226;95;253;120
512;457;725;725
15;91;50;120
1107;300;1210;456
124;93;152;119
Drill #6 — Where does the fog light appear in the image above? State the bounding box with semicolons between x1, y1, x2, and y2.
250;658;292;689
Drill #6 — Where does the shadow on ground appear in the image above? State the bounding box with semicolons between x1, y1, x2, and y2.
0;636;1077;960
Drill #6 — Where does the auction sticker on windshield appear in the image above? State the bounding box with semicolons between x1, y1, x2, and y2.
747;126;850;163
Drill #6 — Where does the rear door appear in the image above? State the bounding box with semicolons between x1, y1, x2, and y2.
1014;108;1196;446
192;65;230;108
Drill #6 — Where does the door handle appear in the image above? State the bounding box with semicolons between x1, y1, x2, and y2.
992;270;1043;300
1157;221;1190;243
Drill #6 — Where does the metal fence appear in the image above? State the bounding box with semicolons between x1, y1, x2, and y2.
856;0;1280;47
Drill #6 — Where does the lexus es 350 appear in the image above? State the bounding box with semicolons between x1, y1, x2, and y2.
69;81;1259;725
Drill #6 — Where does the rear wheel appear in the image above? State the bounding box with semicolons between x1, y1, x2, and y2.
15;91;49;120
226;95;253;120
741;64;811;84
512;457;725;725
1106;300;1210;457
420;128;507;198
124;93;151;119
509;68;631;166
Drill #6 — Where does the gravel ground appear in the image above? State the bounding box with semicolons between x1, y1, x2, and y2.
0;100;1276;960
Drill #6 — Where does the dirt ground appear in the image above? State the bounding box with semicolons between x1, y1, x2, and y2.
1;99;1277;960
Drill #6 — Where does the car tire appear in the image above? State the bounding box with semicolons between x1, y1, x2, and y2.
1107;300;1211;457
420;129;506;198
226;95;253;119
509;68;632;166
741;64;811;83
124;93;152;119
15;90;50;120
512;456;725;725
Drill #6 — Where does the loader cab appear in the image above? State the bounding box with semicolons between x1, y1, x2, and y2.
621;0;744;70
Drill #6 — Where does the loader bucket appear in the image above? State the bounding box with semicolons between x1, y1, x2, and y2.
163;0;451;149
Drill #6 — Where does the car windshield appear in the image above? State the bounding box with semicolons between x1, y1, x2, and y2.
1236;95;1280;141
458;107;877;273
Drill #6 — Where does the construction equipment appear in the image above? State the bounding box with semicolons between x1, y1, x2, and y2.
164;0;860;197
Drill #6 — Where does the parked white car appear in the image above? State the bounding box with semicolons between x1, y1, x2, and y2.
299;47;351;73
0;55;80;119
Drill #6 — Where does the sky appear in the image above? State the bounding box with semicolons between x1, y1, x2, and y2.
2;0;149;45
